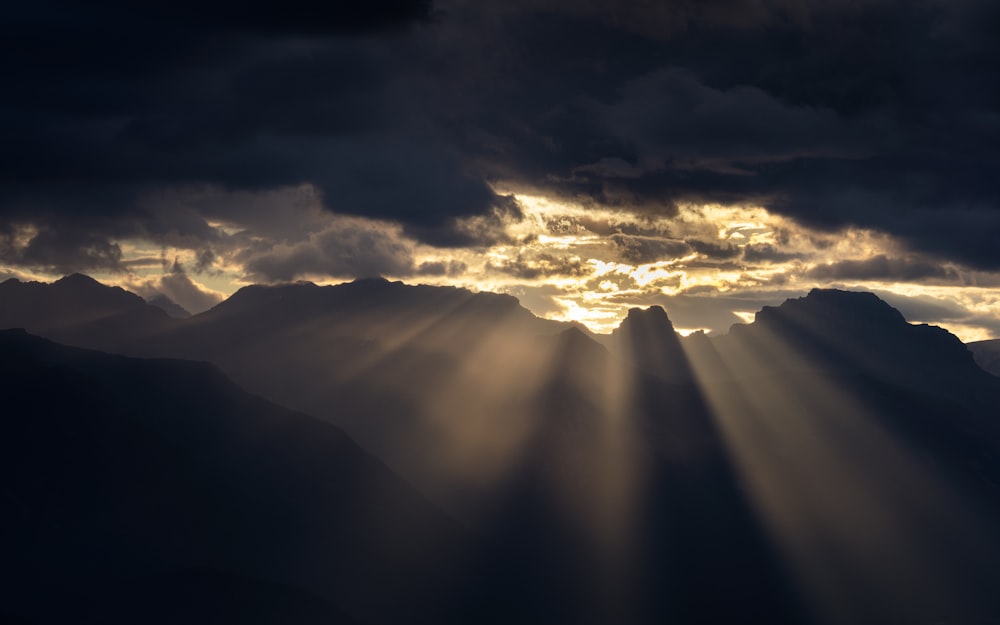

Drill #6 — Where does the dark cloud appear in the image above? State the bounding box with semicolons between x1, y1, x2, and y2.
416;260;468;277
403;196;523;248
487;253;590;280
446;0;1000;267
742;244;803;264
93;0;434;36
238;221;416;281
610;234;690;264
0;224;124;274
806;255;959;283
4;0;1000;272
0;0;498;257
192;248;217;273
689;240;742;260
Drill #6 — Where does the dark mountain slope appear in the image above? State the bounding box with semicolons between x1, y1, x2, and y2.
0;329;467;625
6;279;1000;623
0;274;174;353
671;289;1000;418
722;289;987;387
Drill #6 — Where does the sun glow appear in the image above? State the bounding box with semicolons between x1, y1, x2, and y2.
456;193;998;341
6;190;999;342
549;298;624;332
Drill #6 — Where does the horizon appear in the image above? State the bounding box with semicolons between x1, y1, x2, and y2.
4;227;1000;624
3;270;998;343
5;0;1000;343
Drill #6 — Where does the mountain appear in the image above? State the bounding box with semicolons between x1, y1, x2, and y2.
0;274;174;352
6;278;1000;623
0;330;805;625
146;294;192;319
600;305;692;382
693;289;997;399
0;329;467;625
969;338;1000;377
139;278;591;520
0;275;587;517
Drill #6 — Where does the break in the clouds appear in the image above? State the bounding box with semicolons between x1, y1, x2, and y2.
123;259;225;315
3;0;1000;338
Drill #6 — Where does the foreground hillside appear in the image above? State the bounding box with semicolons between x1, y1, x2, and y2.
4;276;1000;623
0;329;467;625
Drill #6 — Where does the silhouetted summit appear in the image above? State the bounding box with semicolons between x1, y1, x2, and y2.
147;294;192;319
759;288;907;326
201;277;540;330
54;272;109;288
1;273;148;317
606;305;692;382
553;325;607;356
0;274;171;352
537;326;611;389
720;288;985;393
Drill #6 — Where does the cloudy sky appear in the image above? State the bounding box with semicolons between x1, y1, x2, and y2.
3;0;1000;339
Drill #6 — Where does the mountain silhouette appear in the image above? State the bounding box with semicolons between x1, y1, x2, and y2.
0;274;173;352
5;278;1000;623
0;329;467;625
969;338;1000;377
147;294;192;319
601;305;693;382
700;289;995;398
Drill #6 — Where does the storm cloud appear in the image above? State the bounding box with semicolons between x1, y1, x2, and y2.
3;0;1000;274
806;255;959;283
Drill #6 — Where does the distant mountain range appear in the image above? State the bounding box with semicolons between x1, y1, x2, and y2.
3;274;1000;624
146;293;192;319
969;338;1000;377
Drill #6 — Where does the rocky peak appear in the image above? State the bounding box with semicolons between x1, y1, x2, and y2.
609;305;691;382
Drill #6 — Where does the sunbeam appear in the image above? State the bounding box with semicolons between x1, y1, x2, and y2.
682;310;1000;624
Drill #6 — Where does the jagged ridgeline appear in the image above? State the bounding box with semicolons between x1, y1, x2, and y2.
3;275;1000;625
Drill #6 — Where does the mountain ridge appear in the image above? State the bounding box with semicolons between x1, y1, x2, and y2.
5;279;1000;623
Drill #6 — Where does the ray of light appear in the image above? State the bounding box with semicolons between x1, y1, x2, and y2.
681;319;998;624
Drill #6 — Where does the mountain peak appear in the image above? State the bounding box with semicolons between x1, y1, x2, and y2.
52;273;110;293
722;288;985;390
556;325;602;349
609;305;690;381
0;275;172;354
623;305;675;328
549;326;607;361
764;288;907;326
350;276;392;285
146;294;192;319
55;272;103;288
615;305;678;339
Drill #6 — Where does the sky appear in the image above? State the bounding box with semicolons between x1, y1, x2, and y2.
3;0;1000;340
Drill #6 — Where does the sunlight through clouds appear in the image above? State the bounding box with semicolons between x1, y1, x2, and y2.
5;187;1000;341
